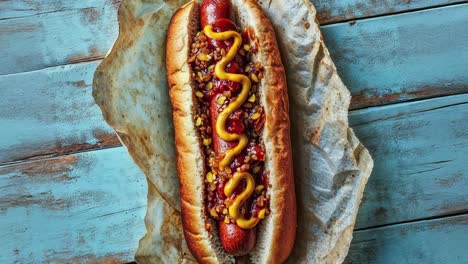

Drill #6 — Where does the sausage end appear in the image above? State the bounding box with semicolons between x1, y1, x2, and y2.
218;222;256;256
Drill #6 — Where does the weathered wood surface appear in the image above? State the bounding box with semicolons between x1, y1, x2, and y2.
0;0;121;19
0;0;455;22
0;1;120;75
1;94;466;261
0;95;468;263
1;58;467;229
1;143;467;262
313;0;464;24
0;62;120;165
1;0;467;86
3;1;468;163
1;0;468;262
0;147;146;263
346;214;468;263
351;94;468;229
322;3;468;109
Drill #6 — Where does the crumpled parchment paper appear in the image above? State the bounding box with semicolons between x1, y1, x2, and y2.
92;0;374;263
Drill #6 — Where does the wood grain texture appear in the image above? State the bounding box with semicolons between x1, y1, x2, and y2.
0;0;119;75
1;1;467;261
1;0;467;82
0;0;459;23
322;3;468;109
0;147;147;263
0;0;121;20
1;95;466;261
0;62;120;165
2;4;467;164
346;214;468;263
313;0;464;24
351;93;468;229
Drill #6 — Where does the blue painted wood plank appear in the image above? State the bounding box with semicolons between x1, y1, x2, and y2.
346;214;468;263
1;3;466;109
1;146;465;263
0;3;119;75
0;0;120;20
0;51;466;230
4;2;468;158
0;147;147;263
0;95;466;261
350;93;468;229
0;94;466;260
0;0;466;261
0;0;454;23
1;144;466;264
313;0;463;24
0;62;119;165
1;1;466;108
322;4;468;109
2;0;467;82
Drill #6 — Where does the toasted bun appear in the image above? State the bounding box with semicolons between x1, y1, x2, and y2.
166;1;296;263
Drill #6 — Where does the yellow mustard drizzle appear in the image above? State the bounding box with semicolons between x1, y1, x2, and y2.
203;25;250;169
203;25;266;229
224;172;266;229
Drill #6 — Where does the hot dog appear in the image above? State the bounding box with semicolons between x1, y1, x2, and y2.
166;0;296;262
201;2;258;255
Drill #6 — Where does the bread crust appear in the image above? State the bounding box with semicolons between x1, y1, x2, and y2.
166;0;296;263
228;1;296;263
167;2;226;263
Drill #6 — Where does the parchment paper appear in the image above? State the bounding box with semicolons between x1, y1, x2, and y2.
92;0;374;263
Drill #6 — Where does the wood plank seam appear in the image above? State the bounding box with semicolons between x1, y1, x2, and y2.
0;143;122;168
86;204;146;221
0;8;79;22
322;3;468;109
320;0;468;25
350;90;468;111
0;0;122;21
0;58;103;78
346;213;468;263
350;94;468;127
354;209;468;232
413;101;468;114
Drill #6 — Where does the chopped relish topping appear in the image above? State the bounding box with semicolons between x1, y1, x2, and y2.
190;28;270;225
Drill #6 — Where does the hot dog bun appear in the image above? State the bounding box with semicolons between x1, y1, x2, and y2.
166;1;296;263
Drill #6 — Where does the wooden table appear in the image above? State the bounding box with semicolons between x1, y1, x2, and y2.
1;0;467;263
